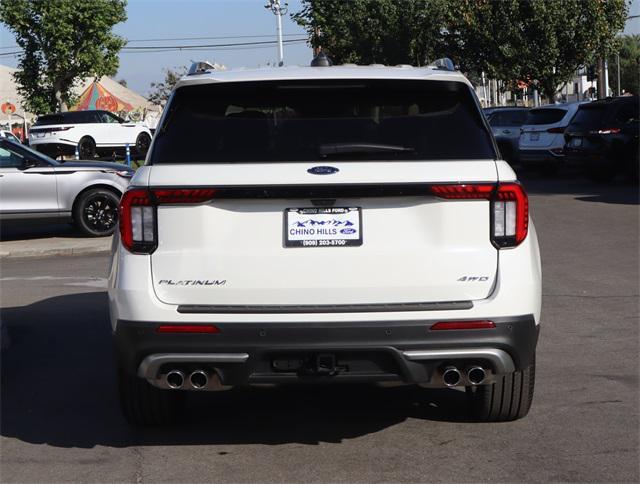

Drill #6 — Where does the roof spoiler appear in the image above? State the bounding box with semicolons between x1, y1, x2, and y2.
429;58;456;71
187;61;218;76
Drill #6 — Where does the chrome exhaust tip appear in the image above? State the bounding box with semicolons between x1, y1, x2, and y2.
189;370;209;389
166;370;185;389
467;366;486;385
442;366;461;387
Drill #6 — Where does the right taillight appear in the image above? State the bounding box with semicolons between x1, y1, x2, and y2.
119;187;217;254
431;182;528;249
492;183;528;248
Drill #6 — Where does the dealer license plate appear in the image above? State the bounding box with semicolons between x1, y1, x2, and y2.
284;207;362;247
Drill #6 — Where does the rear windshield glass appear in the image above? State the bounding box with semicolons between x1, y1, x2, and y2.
151;80;495;163
488;110;529;127
524;108;567;125
568;106;607;130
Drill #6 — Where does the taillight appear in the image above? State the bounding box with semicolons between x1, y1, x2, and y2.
431;182;528;248
119;187;217;254
492;183;528;247
590;127;621;135
119;189;156;253
546;126;567;133
30;126;72;134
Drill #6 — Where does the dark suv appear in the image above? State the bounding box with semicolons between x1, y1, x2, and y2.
564;96;639;181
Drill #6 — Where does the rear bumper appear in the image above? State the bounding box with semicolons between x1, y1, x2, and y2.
518;148;564;164
114;315;539;388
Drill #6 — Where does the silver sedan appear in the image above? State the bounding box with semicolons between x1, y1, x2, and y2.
0;138;133;236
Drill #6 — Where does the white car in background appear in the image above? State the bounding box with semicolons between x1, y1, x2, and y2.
518;103;583;172
28;110;152;160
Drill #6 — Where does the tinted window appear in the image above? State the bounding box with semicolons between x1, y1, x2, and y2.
569;106;607;130
614;102;639;123
489;110;529;127
0;144;26;168
34;111;101;125
151;80;495;164
525;108;567;125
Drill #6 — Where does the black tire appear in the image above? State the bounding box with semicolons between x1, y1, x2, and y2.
135;132;151;157
466;355;535;422
118;367;184;426
73;188;120;237
78;136;96;159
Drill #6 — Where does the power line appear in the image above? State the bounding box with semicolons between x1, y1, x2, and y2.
121;38;306;51
125;33;303;43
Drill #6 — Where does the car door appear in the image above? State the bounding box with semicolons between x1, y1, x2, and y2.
98;111;133;146
0;140;58;216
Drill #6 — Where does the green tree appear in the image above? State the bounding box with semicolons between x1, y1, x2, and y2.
0;0;127;114
293;0;628;100
148;67;186;106
445;0;628;99
609;35;640;95
292;0;450;66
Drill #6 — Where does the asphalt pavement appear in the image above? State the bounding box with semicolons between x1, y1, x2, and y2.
0;174;638;483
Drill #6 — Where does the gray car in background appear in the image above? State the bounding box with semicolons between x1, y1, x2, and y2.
484;107;529;165
0;138;133;236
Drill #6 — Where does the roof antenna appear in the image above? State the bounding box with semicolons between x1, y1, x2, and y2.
311;51;332;67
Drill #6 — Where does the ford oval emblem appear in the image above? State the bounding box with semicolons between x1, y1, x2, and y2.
307;166;339;175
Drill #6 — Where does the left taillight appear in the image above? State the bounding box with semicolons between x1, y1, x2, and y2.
119;187;218;254
119;189;156;254
430;182;528;248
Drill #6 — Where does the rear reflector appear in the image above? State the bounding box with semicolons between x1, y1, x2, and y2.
430;184;494;199
156;324;220;334
546;126;567;134
430;320;496;330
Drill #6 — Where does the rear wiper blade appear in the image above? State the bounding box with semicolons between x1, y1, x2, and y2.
319;143;415;156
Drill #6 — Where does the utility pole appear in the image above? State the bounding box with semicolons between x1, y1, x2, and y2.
265;0;288;66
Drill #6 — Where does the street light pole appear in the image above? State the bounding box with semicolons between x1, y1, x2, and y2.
265;0;288;67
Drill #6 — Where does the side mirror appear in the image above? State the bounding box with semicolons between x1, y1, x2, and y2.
21;158;37;170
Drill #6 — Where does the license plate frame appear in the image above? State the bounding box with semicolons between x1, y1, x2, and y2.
530;132;540;141
284;207;363;248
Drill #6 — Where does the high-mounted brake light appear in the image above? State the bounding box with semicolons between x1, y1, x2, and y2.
430;320;496;330
119;187;218;254
431;183;528;248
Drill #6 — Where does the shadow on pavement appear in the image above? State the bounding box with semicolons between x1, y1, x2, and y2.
515;169;639;205
0;292;471;450
0;220;86;242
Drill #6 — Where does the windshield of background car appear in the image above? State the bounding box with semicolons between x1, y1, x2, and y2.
151;79;495;163
567;106;607;130
524;108;568;125
34;112;98;125
489;110;529;127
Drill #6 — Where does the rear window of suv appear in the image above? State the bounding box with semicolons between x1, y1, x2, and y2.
568;106;607;130
151;79;495;163
524;108;567;125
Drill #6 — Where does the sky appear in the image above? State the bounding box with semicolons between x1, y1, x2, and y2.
0;0;639;98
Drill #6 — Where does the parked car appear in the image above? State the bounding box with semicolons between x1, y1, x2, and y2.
0;130;21;144
485;107;529;164
28;110;152;160
110;59;541;425
564;96;639;182
0;137;133;236
518;103;583;172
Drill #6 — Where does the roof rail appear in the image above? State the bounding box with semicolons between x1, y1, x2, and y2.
429;58;456;71
187;61;218;76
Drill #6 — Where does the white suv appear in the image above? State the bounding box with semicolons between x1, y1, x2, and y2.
29;110;152;160
110;60;541;425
